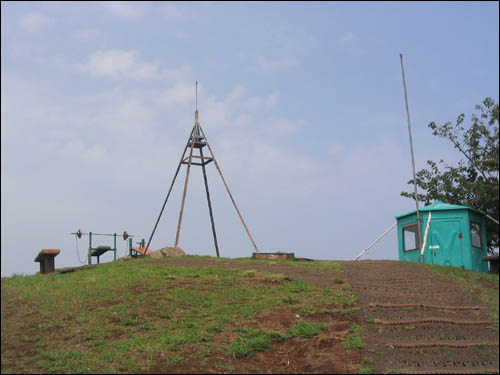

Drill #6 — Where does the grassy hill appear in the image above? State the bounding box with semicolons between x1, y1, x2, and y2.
1;256;498;374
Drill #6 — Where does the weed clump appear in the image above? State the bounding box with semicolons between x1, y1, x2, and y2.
287;321;326;338
345;324;362;349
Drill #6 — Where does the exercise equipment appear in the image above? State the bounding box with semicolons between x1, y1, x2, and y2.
70;229;134;264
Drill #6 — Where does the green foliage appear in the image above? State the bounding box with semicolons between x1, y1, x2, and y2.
226;328;275;358
401;97;499;253
363;357;374;364
358;366;376;374
345;324;362;349
332;277;345;284
287;321;326;338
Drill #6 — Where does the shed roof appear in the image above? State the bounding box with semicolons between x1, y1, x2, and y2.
395;200;485;219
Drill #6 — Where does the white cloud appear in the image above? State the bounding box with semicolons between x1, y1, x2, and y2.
102;1;144;20
264;117;299;136
85;144;107;162
78;50;159;80
19;12;53;33
245;97;262;110
265;92;279;108
62;141;107;162
337;32;357;46
162;4;183;20
226;85;247;103
159;65;193;82
202;95;228;127
93;99;154;139
328;142;345;155
256;55;299;71
75;28;100;41
157;82;195;106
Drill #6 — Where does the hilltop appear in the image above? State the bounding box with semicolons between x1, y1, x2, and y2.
1;256;498;374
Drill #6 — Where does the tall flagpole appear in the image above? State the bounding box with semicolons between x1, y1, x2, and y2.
400;53;423;262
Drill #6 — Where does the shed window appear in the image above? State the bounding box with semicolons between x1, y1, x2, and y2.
403;223;421;251
470;222;482;249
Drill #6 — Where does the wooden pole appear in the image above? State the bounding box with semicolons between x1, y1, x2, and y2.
198;125;260;253
175;127;196;248
145;126;194;252
200;147;220;257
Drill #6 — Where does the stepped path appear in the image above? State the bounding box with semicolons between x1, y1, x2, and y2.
341;260;499;374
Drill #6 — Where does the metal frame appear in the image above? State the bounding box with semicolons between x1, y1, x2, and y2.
145;86;259;257
87;232;117;264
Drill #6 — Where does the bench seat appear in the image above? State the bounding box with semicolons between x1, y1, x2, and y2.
34;249;60;274
89;246;111;257
34;249;60;262
131;246;152;255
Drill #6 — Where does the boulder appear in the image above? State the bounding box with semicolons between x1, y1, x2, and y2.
150;246;186;259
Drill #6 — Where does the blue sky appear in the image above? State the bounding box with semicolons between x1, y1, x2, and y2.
1;1;499;276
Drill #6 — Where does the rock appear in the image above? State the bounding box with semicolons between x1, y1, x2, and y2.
150;246;186;258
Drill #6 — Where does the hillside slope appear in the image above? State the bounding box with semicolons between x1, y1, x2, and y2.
1;256;498;374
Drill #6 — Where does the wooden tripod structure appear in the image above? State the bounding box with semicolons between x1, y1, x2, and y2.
145;82;260;257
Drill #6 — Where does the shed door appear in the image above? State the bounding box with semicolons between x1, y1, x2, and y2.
429;220;463;267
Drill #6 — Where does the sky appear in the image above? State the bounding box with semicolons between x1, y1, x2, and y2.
1;1;499;277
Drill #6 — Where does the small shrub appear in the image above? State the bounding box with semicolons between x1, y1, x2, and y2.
264;273;287;283
282;296;298;305
289;280;308;293
242;270;256;278
346;324;362;349
248;336;271;352
267;331;286;342
288;321;326;338
159;312;170;319
227;340;252;358
358;366;376;374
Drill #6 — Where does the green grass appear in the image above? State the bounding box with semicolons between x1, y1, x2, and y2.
287;321;326;338
345;324;363;349
422;263;499;330
332;277;345;284
363;357;374;364
1;256;359;374
235;257;343;272
226;328;276;358
357;366;376;374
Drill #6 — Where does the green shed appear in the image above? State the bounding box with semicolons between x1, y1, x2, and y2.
395;201;488;273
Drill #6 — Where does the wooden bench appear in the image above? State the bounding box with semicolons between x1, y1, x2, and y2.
34;249;60;274
131;246;152;256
